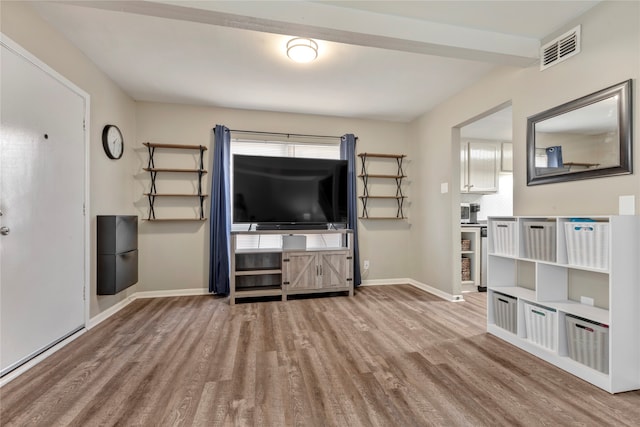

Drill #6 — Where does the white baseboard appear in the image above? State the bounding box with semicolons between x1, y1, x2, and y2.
88;288;209;329
407;279;464;302
134;288;210;299
361;278;463;302
360;278;411;286
87;294;137;329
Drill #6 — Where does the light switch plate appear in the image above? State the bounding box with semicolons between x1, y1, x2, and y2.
440;182;448;194
619;195;635;215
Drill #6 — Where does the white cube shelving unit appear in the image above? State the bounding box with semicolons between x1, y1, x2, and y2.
486;215;640;393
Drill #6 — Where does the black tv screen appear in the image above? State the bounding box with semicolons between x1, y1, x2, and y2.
233;154;348;227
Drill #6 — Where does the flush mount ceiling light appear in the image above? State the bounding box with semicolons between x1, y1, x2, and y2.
286;38;318;63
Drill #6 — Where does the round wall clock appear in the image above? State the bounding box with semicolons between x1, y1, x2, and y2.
102;124;124;159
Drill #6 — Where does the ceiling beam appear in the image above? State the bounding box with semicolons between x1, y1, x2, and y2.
61;0;539;67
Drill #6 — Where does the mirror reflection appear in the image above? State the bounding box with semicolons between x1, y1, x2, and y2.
534;96;619;173
527;80;632;185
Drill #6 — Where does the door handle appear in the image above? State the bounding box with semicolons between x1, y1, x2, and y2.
0;226;10;235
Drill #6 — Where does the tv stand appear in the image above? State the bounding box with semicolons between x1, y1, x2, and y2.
255;223;328;231
230;229;354;305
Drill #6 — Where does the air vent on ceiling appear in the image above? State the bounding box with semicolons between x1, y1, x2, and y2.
540;25;581;70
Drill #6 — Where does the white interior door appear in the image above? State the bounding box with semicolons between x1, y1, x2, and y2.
1;41;86;376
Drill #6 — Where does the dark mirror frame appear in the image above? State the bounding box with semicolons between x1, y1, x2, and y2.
527;79;633;186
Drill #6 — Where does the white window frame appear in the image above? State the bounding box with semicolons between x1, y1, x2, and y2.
230;138;342;250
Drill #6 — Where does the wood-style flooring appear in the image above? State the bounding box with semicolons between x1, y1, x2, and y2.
1;285;639;426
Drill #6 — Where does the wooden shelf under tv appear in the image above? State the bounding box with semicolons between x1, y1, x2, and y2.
230;229;354;305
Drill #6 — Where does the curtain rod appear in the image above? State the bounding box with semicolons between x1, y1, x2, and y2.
229;129;343;140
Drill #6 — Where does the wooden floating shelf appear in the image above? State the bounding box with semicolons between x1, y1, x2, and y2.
144;193;209;197
358;217;407;220
143;142;207;150
358;174;406;179
358;152;407;221
358;153;406;159
143;168;207;173
358;196;406;199
564;162;599;167
145;218;207;222
144;142;208;221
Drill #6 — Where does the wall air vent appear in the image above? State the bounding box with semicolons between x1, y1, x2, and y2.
540;25;581;70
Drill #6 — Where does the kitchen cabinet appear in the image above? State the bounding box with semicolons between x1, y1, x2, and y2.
501;142;513;172
460;141;499;193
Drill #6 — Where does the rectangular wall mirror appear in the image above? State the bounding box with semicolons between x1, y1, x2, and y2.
527;79;632;185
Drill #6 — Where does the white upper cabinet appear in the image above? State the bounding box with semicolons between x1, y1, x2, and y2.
461;141;499;193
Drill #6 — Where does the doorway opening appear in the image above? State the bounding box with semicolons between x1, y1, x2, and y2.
456;103;513;295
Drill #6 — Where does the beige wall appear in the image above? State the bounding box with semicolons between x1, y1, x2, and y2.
512;1;639;216
3;0;638;316
2;2;411;319
409;0;640;296
135;102;411;292
2;2;139;318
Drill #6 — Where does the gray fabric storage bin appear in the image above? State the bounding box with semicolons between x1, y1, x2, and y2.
523;221;556;262
566;314;609;374
493;292;517;334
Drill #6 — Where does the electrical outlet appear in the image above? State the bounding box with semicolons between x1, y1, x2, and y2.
580;296;595;306
363;260;370;270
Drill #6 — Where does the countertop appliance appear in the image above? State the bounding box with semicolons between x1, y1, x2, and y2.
461;203;471;223
461;202;480;224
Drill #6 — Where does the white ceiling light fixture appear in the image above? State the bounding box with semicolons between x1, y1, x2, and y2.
286;37;318;63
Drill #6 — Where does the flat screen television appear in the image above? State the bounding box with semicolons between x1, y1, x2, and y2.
233;154;348;229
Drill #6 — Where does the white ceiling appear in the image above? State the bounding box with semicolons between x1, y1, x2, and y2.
30;0;600;134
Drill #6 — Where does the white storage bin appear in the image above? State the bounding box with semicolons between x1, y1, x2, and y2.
491;220;517;257
564;222;609;269
492;292;517;334
523;221;556;262
523;302;556;351
565;314;609;374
